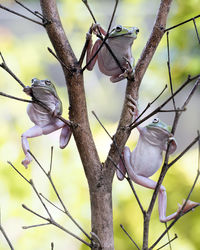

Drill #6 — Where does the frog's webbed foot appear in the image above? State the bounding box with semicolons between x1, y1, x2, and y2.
119;57;135;81
177;199;200;215
23;86;32;96
86;23;101;40
22;153;32;169
126;94;138;117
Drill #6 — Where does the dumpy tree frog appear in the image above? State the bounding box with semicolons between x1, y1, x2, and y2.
117;98;199;222
86;24;139;83
21;78;72;168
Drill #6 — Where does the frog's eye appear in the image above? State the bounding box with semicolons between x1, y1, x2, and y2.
115;25;122;32
153;118;159;123
135;28;139;34
45;80;51;85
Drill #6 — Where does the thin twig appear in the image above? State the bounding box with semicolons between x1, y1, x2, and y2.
157;234;178;250
166;32;176;110
164;222;172;250
22;204;91;247
171;76;200;134
168;135;200;168
22;222;51;229
47;47;73;75
129;84;168;127
165;14;200;32
0;52;26;88
130;74;200;131
0;214;15;250
14;0;50;24
49;146;54;175
193;18;200;44
39;193;65;214
0;92;32;103
28;150;91;241
0;4;44;26
120;224;140;250
7;161;30;184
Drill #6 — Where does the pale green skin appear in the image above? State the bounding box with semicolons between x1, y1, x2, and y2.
21;78;71;168
86;25;139;82
116;118;180;222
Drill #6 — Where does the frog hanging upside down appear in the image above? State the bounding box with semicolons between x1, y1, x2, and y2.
21;78;72;168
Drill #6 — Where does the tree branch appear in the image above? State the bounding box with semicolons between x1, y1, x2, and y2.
105;0;173;181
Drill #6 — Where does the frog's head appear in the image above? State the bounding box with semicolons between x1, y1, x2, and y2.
146;118;177;154
146;118;171;134
109;25;139;40
31;78;56;92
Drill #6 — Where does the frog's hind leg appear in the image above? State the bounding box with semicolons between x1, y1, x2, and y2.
60;125;72;149
42;120;72;149
21;125;43;168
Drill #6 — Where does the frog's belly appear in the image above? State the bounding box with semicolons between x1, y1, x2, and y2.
132;148;163;178
98;47;129;76
27;104;54;127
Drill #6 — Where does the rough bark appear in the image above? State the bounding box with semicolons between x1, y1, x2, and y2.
40;0;173;249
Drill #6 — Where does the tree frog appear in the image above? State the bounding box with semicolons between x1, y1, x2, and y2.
116;99;199;222
86;24;139;83
21;78;72;168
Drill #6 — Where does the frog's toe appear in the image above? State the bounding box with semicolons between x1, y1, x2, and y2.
177;199;200;214
22;154;32;169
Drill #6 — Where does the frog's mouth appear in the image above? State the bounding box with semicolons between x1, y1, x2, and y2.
31;78;46;87
147;126;172;137
109;28;139;38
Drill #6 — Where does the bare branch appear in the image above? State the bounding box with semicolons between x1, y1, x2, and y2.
193;18;200;44
28;150;91;241
157;234;178;250
0;213;15;250
14;0;50;25
0;52;26;88
120;224;140;250
129;84;168;126
47;47;73;75
166;31;176;110
0;92;32;103
165;14;200;32
0;4;44;26
130;74;200;130
22;222;51;230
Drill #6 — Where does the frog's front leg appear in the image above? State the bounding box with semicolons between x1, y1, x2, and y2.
117;57;135;82
86;35;101;71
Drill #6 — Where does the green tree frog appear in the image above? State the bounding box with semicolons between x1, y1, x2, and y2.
117;99;199;222
21;78;72;168
86;24;139;83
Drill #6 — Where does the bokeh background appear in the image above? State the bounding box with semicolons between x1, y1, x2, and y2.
0;0;199;249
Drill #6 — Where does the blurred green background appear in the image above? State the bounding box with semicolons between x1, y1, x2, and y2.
0;0;199;249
